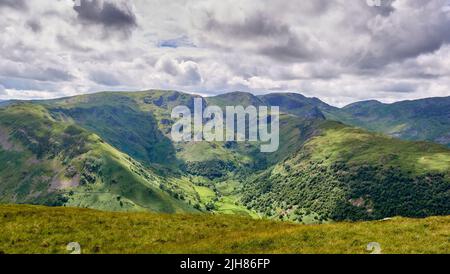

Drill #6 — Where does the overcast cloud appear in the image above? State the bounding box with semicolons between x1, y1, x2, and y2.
0;0;450;106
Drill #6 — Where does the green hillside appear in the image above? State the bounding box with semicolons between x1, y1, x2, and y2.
208;91;265;108
242;120;450;222
208;92;328;120
208;92;450;147
332;97;450;147
0;205;448;254
0;103;194;213
0;90;449;223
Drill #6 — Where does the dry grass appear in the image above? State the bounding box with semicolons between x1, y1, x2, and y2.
0;205;449;254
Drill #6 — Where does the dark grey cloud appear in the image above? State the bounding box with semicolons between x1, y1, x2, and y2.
0;65;74;82
57;35;93;52
157;57;180;77
352;1;450;69
380;82;418;93
73;0;137;37
26;19;42;33
156;56;202;86
358;27;450;69
182;63;202;85
40;68;74;82
89;71;121;86
158;36;196;48
366;0;396;15
201;11;318;61
258;35;317;62
196;0;450;73
0;42;38;63
0;76;58;91
204;12;291;39
0;0;27;10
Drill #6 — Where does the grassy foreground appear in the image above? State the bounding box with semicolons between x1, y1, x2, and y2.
0;205;449;254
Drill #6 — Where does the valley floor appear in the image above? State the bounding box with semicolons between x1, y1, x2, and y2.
0;205;449;254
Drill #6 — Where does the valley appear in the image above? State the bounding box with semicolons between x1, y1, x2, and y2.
0;90;449;223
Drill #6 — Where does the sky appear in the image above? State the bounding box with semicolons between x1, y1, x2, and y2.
1;0;450;106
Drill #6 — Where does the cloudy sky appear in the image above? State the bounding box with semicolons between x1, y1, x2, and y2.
1;0;450;106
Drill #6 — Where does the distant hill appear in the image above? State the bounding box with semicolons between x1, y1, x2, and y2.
333;97;450;147
215;92;450;147
208;92;328;120
0;90;449;222
259;93;334;119
0;100;11;107
208;91;266;108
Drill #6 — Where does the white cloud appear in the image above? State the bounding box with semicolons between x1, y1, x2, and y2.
0;0;449;106
156;55;203;86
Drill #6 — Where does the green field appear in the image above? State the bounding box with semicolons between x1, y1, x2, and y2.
0;205;448;254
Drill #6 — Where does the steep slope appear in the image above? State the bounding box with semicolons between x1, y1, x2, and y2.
242;121;450;222
32;91;268;216
0;103;195;213
39;91;315;173
35;91;317;216
334;97;450;146
38;92;184;167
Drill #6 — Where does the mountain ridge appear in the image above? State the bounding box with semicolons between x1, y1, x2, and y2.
0;89;449;222
2;90;450;109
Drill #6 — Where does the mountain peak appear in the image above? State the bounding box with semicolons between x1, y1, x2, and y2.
208;91;264;107
212;91;257;99
343;100;384;110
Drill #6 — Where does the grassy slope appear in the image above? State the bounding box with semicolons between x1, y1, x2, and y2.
40;92;179;167
206;92;450;222
0;103;194;214
37;91;261;215
242;120;450;222
325;97;450;147
41;91;254;167
38;91;313;216
0;205;448;254
0;94;258;216
307;121;450;175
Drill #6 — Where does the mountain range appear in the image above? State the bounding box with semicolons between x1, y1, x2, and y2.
0;90;449;223
328;97;450;147
206;91;450;147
